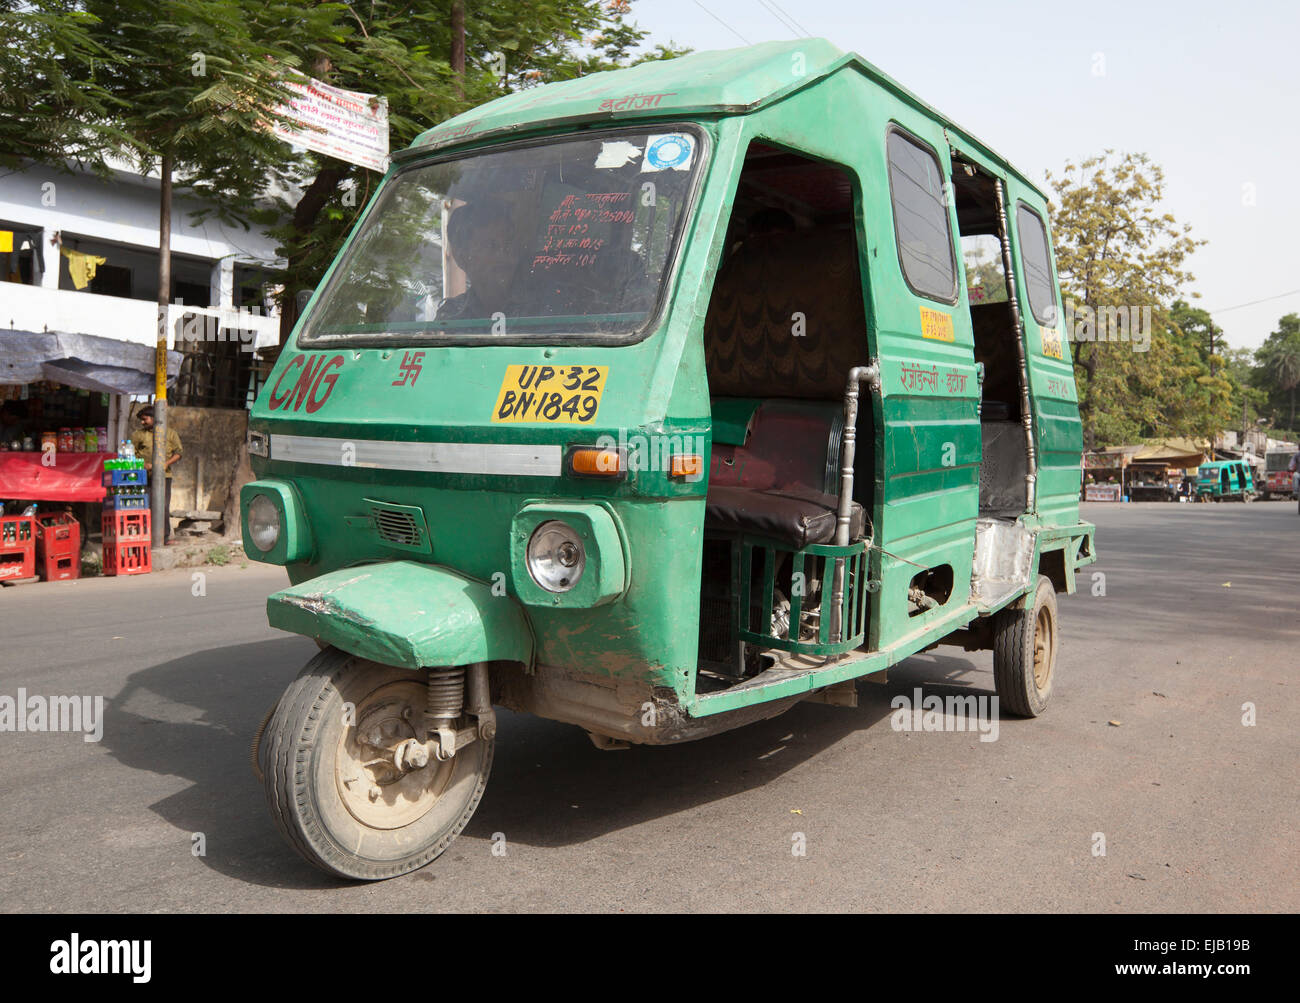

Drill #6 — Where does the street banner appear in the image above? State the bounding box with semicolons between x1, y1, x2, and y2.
1085;483;1122;502
271;75;389;173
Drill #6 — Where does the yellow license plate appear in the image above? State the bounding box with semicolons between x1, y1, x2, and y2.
492;364;608;424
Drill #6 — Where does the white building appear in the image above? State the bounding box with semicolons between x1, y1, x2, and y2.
1;156;284;412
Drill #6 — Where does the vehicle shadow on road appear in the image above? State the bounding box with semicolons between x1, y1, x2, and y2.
460;650;1000;851
99;637;348;890
101;641;999;887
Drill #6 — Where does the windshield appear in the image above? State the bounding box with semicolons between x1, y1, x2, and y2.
299;128;703;346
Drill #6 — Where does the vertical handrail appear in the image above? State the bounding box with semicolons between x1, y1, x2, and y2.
829;363;880;642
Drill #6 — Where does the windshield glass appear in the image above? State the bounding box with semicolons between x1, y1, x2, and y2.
299;128;703;345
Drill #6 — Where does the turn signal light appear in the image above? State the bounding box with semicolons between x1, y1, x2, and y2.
669;454;703;479
568;447;624;477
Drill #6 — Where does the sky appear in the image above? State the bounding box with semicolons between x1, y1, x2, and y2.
634;0;1299;351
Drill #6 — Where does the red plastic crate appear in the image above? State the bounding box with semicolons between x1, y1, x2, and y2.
102;509;151;543
103;540;151;576
36;512;81;582
0;515;36;582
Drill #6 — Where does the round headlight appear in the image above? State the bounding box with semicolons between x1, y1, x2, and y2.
526;520;586;593
247;493;282;553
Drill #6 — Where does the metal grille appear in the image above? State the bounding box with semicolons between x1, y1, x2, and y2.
698;594;732;663
372;507;422;548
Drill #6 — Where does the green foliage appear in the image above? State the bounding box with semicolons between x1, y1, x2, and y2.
1253;313;1300;435
1046;152;1216;446
69;0;336;227
0;2;125;169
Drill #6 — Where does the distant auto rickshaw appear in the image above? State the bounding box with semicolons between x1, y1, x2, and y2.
1196;459;1255;502
241;39;1097;879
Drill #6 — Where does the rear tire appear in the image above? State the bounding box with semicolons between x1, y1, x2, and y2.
992;575;1059;718
262;646;493;881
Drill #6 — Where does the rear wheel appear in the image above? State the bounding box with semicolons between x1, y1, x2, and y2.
992;575;1059;718
262;646;492;881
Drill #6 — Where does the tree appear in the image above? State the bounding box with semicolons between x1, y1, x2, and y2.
65;0;334;545
0;1;124;170
1255;314;1300;434
1167;299;1238;441
1046;152;1207;446
1222;345;1268;426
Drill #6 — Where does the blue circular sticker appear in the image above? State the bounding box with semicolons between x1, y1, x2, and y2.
646;135;692;170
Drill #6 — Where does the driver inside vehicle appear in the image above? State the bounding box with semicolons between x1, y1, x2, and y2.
437;202;520;321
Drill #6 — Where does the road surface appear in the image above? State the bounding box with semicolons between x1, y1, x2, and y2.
1;502;1296;911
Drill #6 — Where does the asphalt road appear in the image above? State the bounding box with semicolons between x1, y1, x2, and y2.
1;502;1296;912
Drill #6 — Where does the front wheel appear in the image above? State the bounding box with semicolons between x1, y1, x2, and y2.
262;647;493;881
992;575;1059;718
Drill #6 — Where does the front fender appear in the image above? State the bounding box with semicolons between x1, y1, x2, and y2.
267;561;533;670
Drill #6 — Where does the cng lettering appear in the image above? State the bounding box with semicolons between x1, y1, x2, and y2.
268;354;345;413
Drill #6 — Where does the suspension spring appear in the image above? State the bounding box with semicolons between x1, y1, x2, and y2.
426;667;465;723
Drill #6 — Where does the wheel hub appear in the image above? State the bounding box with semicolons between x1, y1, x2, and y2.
1032;606;1054;690
335;681;453;830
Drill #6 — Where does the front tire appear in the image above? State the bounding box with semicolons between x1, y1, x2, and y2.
992;575;1059;718
262;646;493;881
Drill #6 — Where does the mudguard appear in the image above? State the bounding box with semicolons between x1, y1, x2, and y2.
267;561;533;670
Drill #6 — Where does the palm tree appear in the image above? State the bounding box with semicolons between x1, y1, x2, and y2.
1258;315;1300;432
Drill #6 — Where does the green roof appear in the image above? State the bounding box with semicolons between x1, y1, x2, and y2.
407;39;1046;200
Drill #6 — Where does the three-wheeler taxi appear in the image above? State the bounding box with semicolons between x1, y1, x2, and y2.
1196;459;1255;502
243;39;1097;879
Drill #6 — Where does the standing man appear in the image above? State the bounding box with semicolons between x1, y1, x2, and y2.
132;406;182;546
1289;448;1300;500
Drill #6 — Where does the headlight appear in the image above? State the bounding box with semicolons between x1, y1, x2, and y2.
247;493;282;552
526;520;585;593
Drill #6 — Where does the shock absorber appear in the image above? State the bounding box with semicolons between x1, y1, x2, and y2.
425;667;465;760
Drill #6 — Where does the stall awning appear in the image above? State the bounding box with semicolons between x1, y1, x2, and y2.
1131;438;1207;469
0;330;181;396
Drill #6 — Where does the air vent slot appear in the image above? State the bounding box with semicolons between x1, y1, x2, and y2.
364;499;433;555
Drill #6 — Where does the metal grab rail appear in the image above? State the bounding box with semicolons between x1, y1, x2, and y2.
829;363;880;642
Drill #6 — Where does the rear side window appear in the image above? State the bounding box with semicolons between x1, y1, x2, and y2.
886;129;956;302
1015;203;1058;326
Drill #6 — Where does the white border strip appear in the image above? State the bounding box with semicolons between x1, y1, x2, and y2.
271;434;562;477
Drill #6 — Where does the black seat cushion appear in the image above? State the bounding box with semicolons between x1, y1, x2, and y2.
705;483;865;550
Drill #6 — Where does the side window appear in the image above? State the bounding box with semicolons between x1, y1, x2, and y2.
1015;203;1058;326
886;128;956;302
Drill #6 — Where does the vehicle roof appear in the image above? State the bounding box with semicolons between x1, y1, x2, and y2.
405;39;1049;203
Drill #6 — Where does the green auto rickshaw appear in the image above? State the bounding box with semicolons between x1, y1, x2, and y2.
242;39;1097;879
1196;459;1255;502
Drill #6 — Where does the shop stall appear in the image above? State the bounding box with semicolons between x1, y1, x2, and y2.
0;329;179;583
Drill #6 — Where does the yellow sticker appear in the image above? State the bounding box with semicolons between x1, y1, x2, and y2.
492;364;608;424
0;231;11;254
919;307;954;342
1040;327;1064;360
